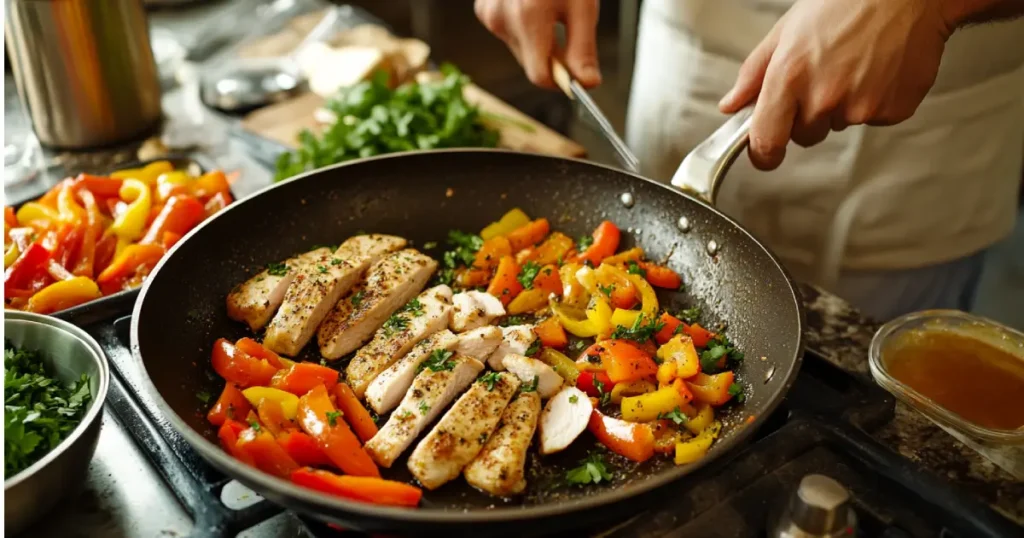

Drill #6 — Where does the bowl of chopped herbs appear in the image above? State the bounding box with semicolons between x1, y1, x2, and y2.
4;311;109;535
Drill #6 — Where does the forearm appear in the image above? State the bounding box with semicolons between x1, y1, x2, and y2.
942;0;1024;27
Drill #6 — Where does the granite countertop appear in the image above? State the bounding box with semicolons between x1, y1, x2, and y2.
799;284;1024;525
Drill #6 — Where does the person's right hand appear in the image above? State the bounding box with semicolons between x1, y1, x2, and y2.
474;0;602;89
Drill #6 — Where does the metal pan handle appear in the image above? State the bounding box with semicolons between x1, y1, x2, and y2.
670;105;754;205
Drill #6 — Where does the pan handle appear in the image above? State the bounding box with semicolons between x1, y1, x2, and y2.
670;105;754;205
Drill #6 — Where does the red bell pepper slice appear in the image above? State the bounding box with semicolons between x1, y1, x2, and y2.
685;371;737;406
235;338;286;369
534;317;568;349
218;420;254;466
296;385;380;478
236;427;300;478
578;340;657;384
5;242;51;293
290;467;422;508
588;409;655;462
576;370;616;399
207;383;253;426
485;255;523;306
683;323;716;349
139;194;205;245
639;262;682;289
210;338;280;388
277;431;331;467
72;173;124;198
576;221;620;266
333;382;378;443
654;313;684;345
270;362;340;395
203;191;232;218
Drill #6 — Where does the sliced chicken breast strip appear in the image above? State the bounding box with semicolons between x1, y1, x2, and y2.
407;372;520;490
318;249;437;359
485;325;537;370
364;330;458;415
501;354;563;399
364;355;484;468
464;391;541;496
453;326;503;361
226;248;331;331
539;386;592;455
450;291;505;332
345;285;453;398
264;235;405;356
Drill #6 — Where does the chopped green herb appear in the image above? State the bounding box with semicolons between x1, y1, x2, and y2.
418;349;456;373
626;260;646;277
521;376;539;393
525;339;541;357
678;307;702;324
517;261;541;289
499;315;529;327
658;407;689;426
266;262;289;276
479;371;503;391
196;391;212;404
317;265;328;274
368;410;380;424
400;298;424;317
569;394;579;404
325;410;342;426
423;241;438;249
597;283;615;296
577;235;595;250
700;334;743;374
382;313;410;336
330;258;343;266
418;401;431;414
396;410;414;420
4;342;92;477
437;229;484;285
568;339;587;353
610;314;665;343
249;421;261;431
728;382;746;403
565;452;613;486
593;376;610;406
350;290;365;307
320;358;328;366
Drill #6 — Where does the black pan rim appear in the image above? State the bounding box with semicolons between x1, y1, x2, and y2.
130;148;806;524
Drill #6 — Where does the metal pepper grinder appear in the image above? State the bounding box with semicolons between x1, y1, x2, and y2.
5;0;163;149
771;474;858;538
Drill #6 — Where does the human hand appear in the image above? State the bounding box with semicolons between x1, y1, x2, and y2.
719;0;955;170
474;0;601;89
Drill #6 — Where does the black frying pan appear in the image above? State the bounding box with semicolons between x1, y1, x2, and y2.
129;143;804;534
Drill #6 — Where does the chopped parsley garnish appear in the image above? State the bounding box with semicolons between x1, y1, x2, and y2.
317;265;328;274
597;283;615;296
330;258;343;266
520;376;539;393
350;290;365;307
418;349;456;373
418;401;431;414
479;371;502;391
5;342;92;477
626;260;646;277
400;298;424;317
524;339;541;357
610;315;665;343
196;391;212;404
423;241;438;249
325;410;342;426
568;339;587;353
249;420;261;431
437;230;483;285
499;315;529;327
382;313;410;336
728;382;746;403
395;410;414;420
678;307;701;324
577;235;595;250
368;410;380;424
658;407;689;426
565;452;613;486
266;262;289;276
593;376;610;406
700;334;743;374
569;394;579;404
517;261;541;289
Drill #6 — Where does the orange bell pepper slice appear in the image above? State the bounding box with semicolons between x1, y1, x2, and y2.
527;231;573;265
654;312;683;344
657;334;701;379
459;235;512;287
505;218;550;252
218;420;254;466
296;385;380;478
683;323;716;348
235;338;286;369
486;255;523;306
588;409;655;462
601;247;644;266
685;371;737;406
576;221;620;266
203;191;232;218
639;262;682;289
96;243;165;285
257;398;298;436
72;173;124;198
193;170;232;200
140;194;205;245
534;317;568;349
580;340;658;384
270;362;340;395
290;467;422;508
207;383;252;426
333;382;379;443
277;431;331;467
236;427;300;478
25;275;100;314
211;338;280;388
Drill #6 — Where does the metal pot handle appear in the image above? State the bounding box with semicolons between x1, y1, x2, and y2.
670;106;754;205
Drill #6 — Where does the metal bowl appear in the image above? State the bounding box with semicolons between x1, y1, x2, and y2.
4;311;110;535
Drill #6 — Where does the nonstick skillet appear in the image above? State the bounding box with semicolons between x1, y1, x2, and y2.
130;108;804;535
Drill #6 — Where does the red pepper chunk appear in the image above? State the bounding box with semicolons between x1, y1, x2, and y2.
207;383;252;426
333;382;378;443
235;338;285;369
211;338;279;388
277;431;331;467
654;313;684;345
5;242;51;294
576;370;616;399
270;362;340;395
588;409;655;462
578;340;657;384
683;323;716;349
686;371;736;406
218;420;254;466
140;194;205;246
291;468;422;508
576;221;620;266
296;385;380;478
236;427;299;478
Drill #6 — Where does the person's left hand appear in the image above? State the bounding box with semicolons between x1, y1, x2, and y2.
719;0;955;171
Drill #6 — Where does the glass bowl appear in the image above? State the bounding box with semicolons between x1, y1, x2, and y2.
869;309;1024;445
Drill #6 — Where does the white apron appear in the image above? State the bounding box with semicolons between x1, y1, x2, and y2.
626;0;1024;317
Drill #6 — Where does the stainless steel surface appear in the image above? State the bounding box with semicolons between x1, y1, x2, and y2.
671;105;754;205
771;474;856;538
3;313;110;535
4;0;162;149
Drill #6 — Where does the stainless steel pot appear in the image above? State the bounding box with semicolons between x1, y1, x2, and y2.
4;0;163;149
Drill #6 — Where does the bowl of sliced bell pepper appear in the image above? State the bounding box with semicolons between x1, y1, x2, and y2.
4;157;235;318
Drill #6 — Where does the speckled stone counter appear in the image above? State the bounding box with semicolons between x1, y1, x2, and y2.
799;284;1024;525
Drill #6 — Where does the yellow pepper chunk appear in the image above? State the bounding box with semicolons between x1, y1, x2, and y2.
684;403;715;435
610;379;656;404
621;385;686;422
550;298;599;338
157;171;191;186
558;262;590;307
657;334;701;379
627;273;659;319
26;277;102;314
16;203;60;227
242;387;299;420
5;243;20;268
507;288;550;315
586;296;613;339
674;421;721;465
539;348;580;385
610;308;642;330
111;160;174;186
480;208;531;240
110;179;152;241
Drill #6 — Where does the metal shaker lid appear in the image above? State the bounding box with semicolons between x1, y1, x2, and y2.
772;474;856;538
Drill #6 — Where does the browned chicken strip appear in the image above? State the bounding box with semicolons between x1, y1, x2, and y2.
464;391;541;496
226;248;331;331
407;372;520;490
263;235;405;356
317;249;437;359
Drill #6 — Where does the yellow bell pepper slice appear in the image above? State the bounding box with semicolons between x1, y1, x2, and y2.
601;247;645;266
559;262;590;307
621;385;686;422
16;203;60;227
110;179;152;241
507;288;550;315
539;348;580;385
157;171;191;186
5;243;20;268
674;421;721;465
586;296;613;339
610;308;643;329
57;184;87;222
627;273;659;319
242;387;299;420
111;160;174;186
480;208;531;240
575;265;601;296
610;379;657;405
684;403;715;435
25;276;102;314
657;334;701;379
550;298;599;338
